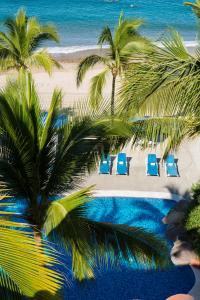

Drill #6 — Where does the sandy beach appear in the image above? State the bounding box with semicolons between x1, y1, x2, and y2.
0;49;113;109
0;44;197;109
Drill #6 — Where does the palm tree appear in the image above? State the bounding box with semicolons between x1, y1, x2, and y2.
77;12;150;115
119;29;200;154
0;70;168;281
0;9;60;74
120;31;200;264
0;198;62;300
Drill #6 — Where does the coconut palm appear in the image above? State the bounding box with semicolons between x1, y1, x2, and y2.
0;199;62;300
119;27;200;153
0;9;60;74
77;12;150;115
0;70;168;281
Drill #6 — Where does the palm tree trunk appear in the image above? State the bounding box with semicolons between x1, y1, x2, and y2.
111;75;116;116
33;228;42;248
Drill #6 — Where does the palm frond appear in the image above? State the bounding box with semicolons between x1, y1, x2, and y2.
98;26;114;50
89;69;109;108
39;89;62;150
119;29;200;117
0;219;63;299
114;18;144;52
161;30;191;60
77;55;107;86
26;50;61;74
44;187;93;235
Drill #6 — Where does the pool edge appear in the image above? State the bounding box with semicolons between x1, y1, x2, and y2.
94;190;182;202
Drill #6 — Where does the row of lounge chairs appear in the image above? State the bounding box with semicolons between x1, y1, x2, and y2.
99;153;179;177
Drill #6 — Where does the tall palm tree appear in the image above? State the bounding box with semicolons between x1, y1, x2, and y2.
117;0;200;156
0;70;168;281
0;199;62;300
120;29;200;152
77;12;150;115
0;9;60;74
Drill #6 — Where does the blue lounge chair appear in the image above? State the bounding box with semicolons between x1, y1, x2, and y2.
116;153;127;175
165;154;179;177
146;154;159;176
99;155;111;174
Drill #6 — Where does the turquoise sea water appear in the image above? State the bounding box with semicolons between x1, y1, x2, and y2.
0;0;198;52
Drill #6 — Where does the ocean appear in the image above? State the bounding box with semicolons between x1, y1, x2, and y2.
0;0;198;53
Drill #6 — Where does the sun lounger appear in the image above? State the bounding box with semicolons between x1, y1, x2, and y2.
99;155;111;174
116;153;128;175
165;154;179;177
146;154;159;176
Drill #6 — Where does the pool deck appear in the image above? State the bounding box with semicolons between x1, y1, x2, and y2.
83;137;200;199
94;190;182;201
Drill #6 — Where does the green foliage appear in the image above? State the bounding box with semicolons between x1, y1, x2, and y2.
119;28;200;154
185;204;200;230
0;9;60;73
191;181;200;204
77;12;150;113
184;182;200;255
89;69;108;108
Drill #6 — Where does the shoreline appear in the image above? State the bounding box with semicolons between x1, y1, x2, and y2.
49;41;198;62
93;190;182;201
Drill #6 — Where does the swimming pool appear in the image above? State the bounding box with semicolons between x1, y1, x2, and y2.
64;197;195;300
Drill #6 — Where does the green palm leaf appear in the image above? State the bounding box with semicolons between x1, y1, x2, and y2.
77;55;108;87
89;69;109;108
0;220;63;299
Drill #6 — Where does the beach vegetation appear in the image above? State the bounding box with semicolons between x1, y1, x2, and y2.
0;70;169;282
77;12;151;115
184;182;200;255
0;9;60;74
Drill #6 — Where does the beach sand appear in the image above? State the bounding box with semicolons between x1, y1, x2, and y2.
0;45;197;109
0;49;113;109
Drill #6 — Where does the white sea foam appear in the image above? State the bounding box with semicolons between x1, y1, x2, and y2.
155;41;198;48
47;45;109;54
45;41;199;55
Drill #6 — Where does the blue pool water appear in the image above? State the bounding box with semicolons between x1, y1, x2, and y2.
63;197;194;300
0;0;197;50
